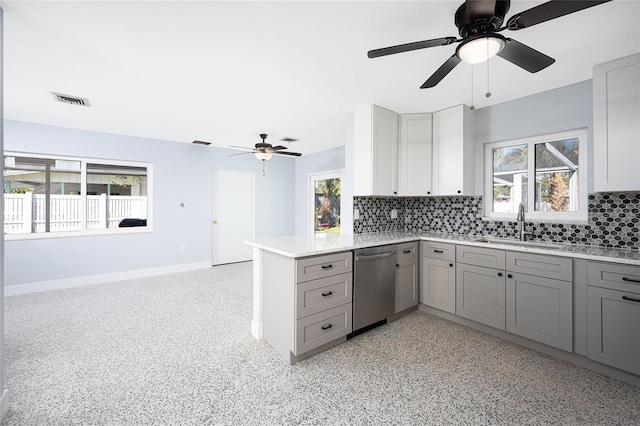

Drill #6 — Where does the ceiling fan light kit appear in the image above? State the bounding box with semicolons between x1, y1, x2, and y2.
456;34;505;64
367;0;612;88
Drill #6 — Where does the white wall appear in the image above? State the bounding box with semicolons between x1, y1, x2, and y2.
293;145;345;235
4;120;295;287
474;80;593;195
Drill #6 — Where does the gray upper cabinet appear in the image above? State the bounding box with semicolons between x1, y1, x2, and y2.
593;53;640;192
397;113;432;196
587;261;640;375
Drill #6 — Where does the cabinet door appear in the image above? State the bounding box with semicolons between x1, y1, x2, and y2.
421;257;456;314
593;54;640;192
588;286;640;375
506;273;572;352
456;263;505;330
398;113;432;196
395;258;419;313
432;105;474;196
372;105;398;196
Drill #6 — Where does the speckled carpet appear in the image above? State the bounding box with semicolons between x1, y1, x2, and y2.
3;261;639;425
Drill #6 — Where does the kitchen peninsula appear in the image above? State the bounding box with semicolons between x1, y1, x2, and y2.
247;232;640;387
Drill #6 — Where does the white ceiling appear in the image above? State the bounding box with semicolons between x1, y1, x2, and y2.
3;1;639;155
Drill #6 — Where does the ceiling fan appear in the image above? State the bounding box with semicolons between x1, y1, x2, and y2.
368;0;612;89
229;134;302;161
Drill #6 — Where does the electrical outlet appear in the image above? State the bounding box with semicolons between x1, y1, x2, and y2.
179;244;185;252
391;209;397;219
354;208;360;220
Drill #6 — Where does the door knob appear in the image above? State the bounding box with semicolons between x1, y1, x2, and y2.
212;220;218;224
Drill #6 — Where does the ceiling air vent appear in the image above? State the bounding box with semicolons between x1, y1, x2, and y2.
192;140;211;146
279;137;299;143
51;92;90;107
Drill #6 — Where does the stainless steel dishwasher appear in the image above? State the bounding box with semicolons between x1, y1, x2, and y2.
352;244;397;333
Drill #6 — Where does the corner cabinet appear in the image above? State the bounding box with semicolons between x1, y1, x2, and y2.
593;53;640;192
431;105;475;196
352;105;398;196
397;113;432;196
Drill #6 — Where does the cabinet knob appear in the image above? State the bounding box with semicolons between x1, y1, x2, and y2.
427;191;431;195
457;190;461;194
396;264;399;267
449;263;453;267
498;272;503;277
507;274;513;279
393;191;397;195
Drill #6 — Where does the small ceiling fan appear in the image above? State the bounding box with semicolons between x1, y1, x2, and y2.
367;0;612;88
229;134;302;161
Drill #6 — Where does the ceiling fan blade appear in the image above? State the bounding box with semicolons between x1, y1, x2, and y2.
270;145;288;151
420;54;462;89
228;151;254;157
368;37;457;58
497;38;555;73
229;145;255;151
507;0;612;30
466;0;496;20
272;151;302;157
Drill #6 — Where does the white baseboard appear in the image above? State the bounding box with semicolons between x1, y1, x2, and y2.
0;388;8;421
251;319;263;340
5;261;211;296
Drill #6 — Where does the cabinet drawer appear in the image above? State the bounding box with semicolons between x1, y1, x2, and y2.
295;273;352;319
294;304;352;355
421;241;456;262
457;245;505;269
506;251;572;282
295;251;352;283
397;241;419;261
587;262;640;293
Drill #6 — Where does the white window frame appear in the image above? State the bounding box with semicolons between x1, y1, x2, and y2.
484;128;588;222
308;169;343;235
4;151;153;240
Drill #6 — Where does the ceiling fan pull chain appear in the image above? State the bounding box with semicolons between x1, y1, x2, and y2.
470;64;475;110
262;160;266;177
485;41;492;98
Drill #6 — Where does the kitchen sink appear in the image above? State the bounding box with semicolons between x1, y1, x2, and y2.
472;237;562;250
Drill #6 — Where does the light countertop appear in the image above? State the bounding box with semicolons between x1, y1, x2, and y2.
245;232;640;266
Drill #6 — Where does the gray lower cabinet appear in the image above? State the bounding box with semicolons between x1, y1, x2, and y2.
506;272;573;352
395;255;419;313
456;262;506;330
421;241;456;314
587;261;640;375
421;257;456;314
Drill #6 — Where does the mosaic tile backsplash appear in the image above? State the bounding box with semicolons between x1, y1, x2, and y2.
353;192;640;251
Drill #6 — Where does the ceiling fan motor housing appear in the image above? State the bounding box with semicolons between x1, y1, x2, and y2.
455;0;511;38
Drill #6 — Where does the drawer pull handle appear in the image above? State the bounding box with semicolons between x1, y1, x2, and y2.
403;249;412;254
321;324;333;330
433;249;444;254
321;264;333;270
622;296;640;303
622;277;640;283
321;291;333;297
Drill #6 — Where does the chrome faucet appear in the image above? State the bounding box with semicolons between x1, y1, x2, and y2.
517;202;532;241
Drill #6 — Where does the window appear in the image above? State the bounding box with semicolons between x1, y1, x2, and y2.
309;171;341;234
4;153;152;238
484;129;587;222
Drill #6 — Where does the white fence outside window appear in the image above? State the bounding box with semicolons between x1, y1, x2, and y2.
4;194;147;234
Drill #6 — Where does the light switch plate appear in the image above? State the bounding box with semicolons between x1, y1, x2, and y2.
391;209;397;219
354;208;360;220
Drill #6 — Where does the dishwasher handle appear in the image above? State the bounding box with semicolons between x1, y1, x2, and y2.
356;251;396;261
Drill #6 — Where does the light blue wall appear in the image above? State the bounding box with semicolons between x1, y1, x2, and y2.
293;146;345;235
4;120;295;286
474;80;593;194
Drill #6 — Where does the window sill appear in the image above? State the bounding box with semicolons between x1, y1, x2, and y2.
4;227;153;241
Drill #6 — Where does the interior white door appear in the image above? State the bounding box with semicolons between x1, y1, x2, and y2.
212;169;254;265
